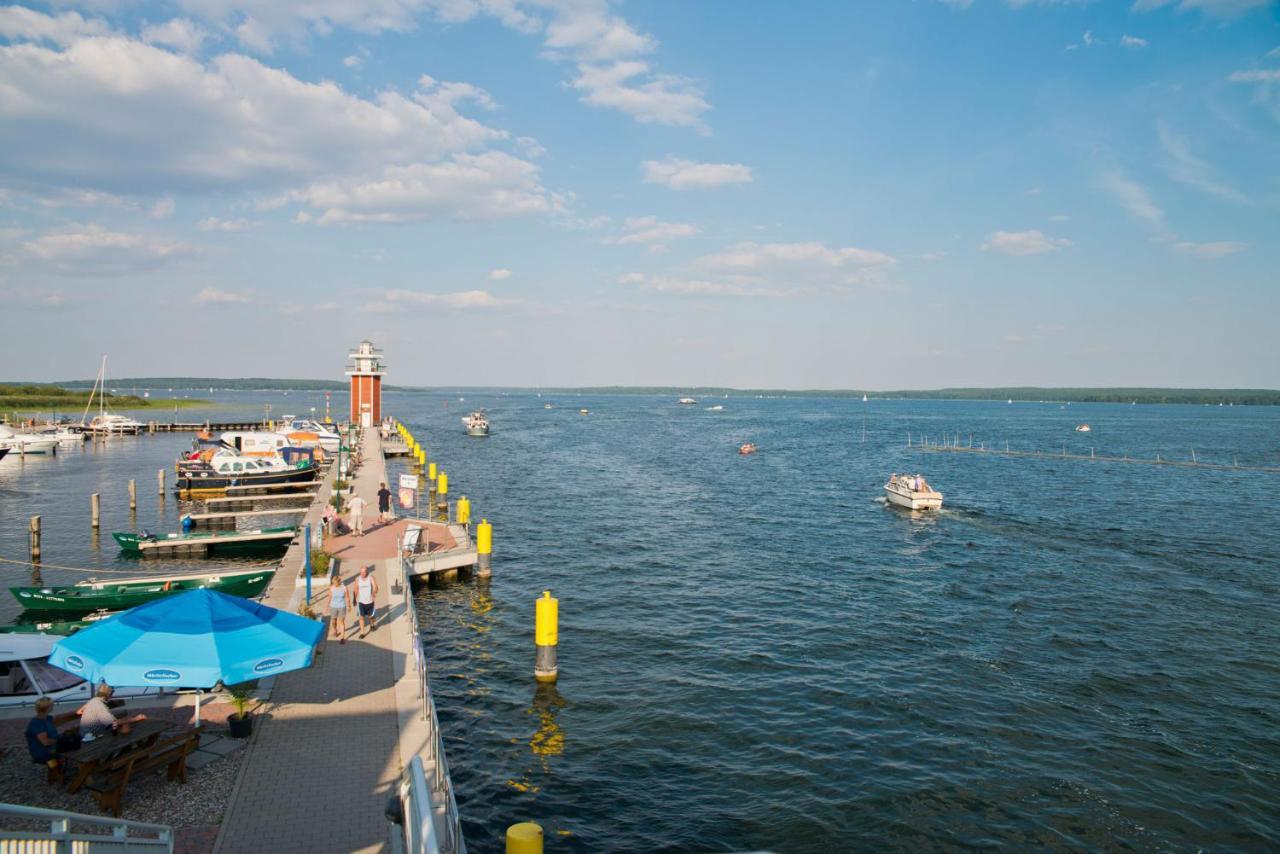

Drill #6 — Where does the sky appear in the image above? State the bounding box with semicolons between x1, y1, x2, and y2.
1;0;1278;389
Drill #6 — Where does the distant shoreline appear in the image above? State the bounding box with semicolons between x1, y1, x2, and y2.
5;379;1279;406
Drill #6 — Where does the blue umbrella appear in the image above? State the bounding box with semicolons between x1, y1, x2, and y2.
49;589;323;724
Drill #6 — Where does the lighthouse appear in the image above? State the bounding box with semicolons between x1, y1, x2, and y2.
346;340;385;427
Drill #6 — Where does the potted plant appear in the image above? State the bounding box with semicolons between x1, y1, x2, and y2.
227;684;254;738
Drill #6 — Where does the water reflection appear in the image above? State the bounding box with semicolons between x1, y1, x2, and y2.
507;683;568;794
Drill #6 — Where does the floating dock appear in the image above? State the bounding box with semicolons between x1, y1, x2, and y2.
119;528;296;558
202;492;319;511
183;507;308;530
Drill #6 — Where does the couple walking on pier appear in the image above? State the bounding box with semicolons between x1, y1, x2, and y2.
343;482;394;537
327;565;379;643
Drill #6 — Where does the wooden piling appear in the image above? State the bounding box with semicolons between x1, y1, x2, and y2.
129;479;137;510
158;468;165;495
29;515;41;561
91;493;100;528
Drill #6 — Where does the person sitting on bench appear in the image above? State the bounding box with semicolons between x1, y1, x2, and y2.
79;684;147;736
27;696;62;771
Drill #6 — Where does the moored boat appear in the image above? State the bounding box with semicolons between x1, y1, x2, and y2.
462;411;490;437
884;473;943;511
112;527;296;557
0;610;114;636
678;397;698;405
0;426;59;455
0;634;170;708
9;567;276;612
174;450;318;495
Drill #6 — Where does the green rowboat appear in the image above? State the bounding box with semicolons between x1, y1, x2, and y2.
0;610;114;635
112;526;296;557
9;567;276;612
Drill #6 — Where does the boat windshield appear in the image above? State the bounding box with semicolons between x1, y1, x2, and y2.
27;658;84;692
0;660;36;696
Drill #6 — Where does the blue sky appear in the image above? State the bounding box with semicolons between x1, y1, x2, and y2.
1;0;1277;388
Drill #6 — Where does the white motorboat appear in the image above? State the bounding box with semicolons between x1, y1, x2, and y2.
706;405;724;411
0;426;59;455
87;413;145;435
0;634;168;709
40;425;88;444
884;474;943;511
1074;424;1091;433
462;411;490;437
677;397;698;405
276;416;340;452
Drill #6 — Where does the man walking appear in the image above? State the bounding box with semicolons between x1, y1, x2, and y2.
377;481;392;525
355;564;379;637
347;493;367;537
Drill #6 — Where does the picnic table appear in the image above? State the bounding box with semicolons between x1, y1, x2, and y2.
63;719;175;794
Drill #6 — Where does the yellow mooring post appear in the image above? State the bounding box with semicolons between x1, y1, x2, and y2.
436;472;448;521
476;518;492;578
506;822;543;854
535;591;558;683
456;496;471;526
428;461;437;482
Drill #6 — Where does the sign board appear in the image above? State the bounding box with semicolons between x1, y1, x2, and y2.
399;474;418;490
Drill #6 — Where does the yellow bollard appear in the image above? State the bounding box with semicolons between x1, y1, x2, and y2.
506;822;543;854
427;462;437;482
476;518;492;577
417;448;426;467
456;496;471;525
437;472;448;496
535;591;558;683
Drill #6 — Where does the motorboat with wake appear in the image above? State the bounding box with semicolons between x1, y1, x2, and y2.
1075;424;1091;432
462;411;490;437
739;442;758;455
884;474;943;511
678;397;698;405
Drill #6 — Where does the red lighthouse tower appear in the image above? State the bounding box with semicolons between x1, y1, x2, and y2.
346;340;385;427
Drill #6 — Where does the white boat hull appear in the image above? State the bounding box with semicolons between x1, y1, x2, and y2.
884;483;943;511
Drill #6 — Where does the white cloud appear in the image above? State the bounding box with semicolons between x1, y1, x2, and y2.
618;272;797;299
1120;34;1149;48
606;216;700;246
149;197;176;219
360;288;514;312
1228;69;1280;83
571;60;708;129
0;6;108;45
198;216;251;231
1132;0;1270;17
488;268;512;280
0;19;546;224
1098;171;1165;230
1157;123;1245;202
141;18;207;53
23;224;195;275
981;230;1072;255
698;241;895;270
343;54;362;69
1172;240;1246;258
294;152;550;224
641;157;754;190
195;286;250;304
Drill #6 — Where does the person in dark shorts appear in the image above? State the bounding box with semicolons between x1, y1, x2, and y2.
377;482;392;524
355;564;379;636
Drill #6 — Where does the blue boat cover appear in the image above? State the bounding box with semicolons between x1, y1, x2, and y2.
48;589;324;689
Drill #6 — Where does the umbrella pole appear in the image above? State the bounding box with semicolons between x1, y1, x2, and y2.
195;690;202;727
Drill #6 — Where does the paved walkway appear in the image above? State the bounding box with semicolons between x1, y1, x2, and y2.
215;432;408;854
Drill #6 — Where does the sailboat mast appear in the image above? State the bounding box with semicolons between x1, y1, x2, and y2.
80;355;105;426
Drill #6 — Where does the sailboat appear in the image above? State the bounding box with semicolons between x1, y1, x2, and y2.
862;394;868;402
82;356;145;435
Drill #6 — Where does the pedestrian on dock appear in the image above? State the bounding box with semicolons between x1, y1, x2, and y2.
355;564;379;637
328;573;351;643
377;481;392;525
348;493;367;537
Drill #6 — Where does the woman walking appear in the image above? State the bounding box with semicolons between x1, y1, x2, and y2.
328;573;351;644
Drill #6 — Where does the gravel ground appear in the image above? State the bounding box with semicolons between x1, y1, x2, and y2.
0;704;248;854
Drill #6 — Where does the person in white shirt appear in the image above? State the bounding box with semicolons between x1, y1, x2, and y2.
354;564;379;637
347;494;367;537
78;684;146;736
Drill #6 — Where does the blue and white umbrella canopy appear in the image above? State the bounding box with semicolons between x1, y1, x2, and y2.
49;589;323;721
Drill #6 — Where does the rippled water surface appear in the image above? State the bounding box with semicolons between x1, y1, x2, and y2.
3;392;1278;851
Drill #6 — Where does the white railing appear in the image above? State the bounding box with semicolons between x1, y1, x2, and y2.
0;803;172;852
398;554;466;854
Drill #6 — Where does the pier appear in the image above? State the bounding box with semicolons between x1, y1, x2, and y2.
183;507;307;530
202;492;318;511
125;528;296;558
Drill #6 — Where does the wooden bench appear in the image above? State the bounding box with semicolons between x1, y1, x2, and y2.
84;728;202;816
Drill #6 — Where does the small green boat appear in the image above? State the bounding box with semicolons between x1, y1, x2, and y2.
0;610;113;635
9;567;276;612
112;526;296;557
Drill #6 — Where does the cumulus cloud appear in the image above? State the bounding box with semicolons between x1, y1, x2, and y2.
1172;240;1246;258
697;241;895;270
619;272;797;299
605;216;700;247
360;288;514;312
1120;34;1149;48
642;157;753;190
195;286;250;304
140;18;207;53
0;6;108;45
0;18;551;224
343;54;362;68
23;224;195;275
981;230;1072;255
571;60;708;128
488;268;512;280
1132;0;1270;17
198;217;251;231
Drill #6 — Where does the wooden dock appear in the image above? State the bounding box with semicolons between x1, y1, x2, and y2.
224;480;322;495
383;439;411;456
183;507;308;530
203;492;319;511
131;528;296;557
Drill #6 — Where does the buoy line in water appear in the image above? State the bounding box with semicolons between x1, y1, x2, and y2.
0;554;280;575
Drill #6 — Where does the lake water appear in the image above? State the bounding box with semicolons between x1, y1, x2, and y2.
3;392;1278;850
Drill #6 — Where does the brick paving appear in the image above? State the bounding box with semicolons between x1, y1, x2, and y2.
215;432;407;854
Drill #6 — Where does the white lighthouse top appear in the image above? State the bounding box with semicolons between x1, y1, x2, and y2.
345;340;386;376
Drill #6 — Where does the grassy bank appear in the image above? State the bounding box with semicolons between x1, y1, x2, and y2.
0;384;210;413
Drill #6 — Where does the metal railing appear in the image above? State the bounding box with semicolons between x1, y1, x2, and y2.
0;803;172;852
397;552;466;854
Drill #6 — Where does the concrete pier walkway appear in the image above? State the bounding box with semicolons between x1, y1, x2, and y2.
215;432;408;854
